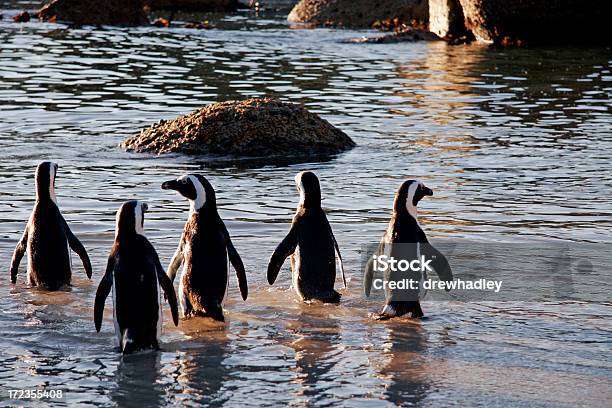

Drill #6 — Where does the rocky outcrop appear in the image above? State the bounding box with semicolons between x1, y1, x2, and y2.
288;0;428;28
428;0;466;38
347;28;440;43
144;0;239;12
121;98;355;156
38;0;148;25
37;0;243;25
457;0;610;45
13;11;31;22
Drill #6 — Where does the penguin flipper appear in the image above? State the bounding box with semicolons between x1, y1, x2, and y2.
63;218;92;279
143;238;180;326
220;221;248;301
167;234;185;283
151;252;180;327
157;272;179;326
94;255;115;332
364;239;386;297
327;223;347;289
422;243;453;289
10;227;29;284
267;225;298;285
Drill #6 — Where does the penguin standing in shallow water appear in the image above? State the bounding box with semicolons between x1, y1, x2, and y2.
161;174;248;321
94;200;179;354
267;171;346;303
364;180;453;319
10;161;92;289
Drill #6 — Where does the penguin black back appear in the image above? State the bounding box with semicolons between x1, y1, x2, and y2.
162;174;248;321
267;171;346;303
10;161;92;289
365;179;452;320
94;200;179;354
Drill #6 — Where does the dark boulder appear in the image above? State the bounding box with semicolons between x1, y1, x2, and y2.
428;0;467;38
121;98;355;157
144;0;239;12
458;0;610;45
288;0;428;28
347;28;441;43
13;11;31;23
38;0;148;25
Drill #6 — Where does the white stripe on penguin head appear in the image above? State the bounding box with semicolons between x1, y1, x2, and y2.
48;162;57;203
115;204;123;239
134;201;146;236
406;180;422;219
186;175;206;214
294;171;306;205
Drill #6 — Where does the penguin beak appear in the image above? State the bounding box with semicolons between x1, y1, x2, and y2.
423;186;433;196
162;180;179;191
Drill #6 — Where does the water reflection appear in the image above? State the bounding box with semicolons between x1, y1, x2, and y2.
286;308;341;404
112;352;164;407
175;329;231;406
379;322;429;406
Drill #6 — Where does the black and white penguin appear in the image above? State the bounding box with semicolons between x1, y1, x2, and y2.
161;174;248;322
364;180;453;319
267;171;346;303
94;200;179;354
9;161;92;289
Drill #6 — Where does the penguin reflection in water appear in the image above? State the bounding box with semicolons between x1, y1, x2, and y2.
365;180;453;320
161;175;248;321
268;171;347;303
10;161;92;289
94;201;179;354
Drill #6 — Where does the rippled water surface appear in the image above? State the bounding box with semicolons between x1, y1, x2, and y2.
1;3;611;407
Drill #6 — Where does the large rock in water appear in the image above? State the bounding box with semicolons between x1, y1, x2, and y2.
38;0;148;25
458;0;610;45
428;0;467;38
288;0;428;28
121;98;355;156
144;0;239;12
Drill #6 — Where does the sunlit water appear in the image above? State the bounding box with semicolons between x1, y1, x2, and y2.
0;3;611;407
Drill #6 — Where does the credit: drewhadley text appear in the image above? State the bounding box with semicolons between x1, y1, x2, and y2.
370;277;503;293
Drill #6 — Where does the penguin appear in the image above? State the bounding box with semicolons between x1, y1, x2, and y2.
94;200;179;354
364;180;453;320
9;161;92;289
267;171;346;303
161;174;248;322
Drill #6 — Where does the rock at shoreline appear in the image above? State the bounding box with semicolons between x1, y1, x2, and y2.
121;98;356;157
38;0;148;25
288;0;428;28
144;0;239;12
13;11;31;22
428;0;466;38
458;0;610;45
348;28;440;43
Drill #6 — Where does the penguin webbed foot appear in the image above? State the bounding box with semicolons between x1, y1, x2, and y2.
375;302;424;320
122;342;160;355
302;288;341;304
192;309;225;322
121;332;160;355
313;290;341;304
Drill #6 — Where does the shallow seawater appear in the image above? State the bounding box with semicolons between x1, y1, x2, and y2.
1;3;611;407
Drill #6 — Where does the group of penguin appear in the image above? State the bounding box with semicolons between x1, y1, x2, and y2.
10;161;453;354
